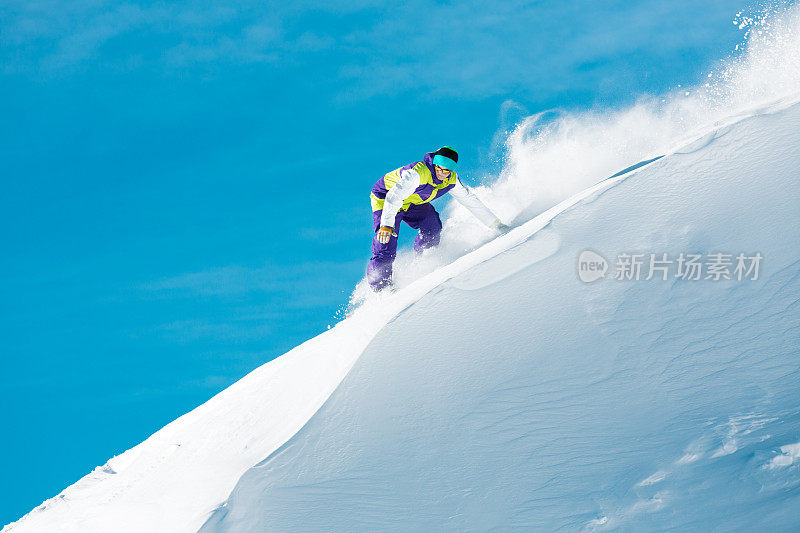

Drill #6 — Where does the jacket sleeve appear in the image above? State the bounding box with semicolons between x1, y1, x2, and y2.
449;178;502;228
379;168;421;228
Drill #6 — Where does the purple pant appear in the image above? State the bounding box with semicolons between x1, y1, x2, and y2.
366;203;442;289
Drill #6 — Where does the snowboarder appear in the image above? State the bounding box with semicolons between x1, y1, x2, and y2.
367;146;508;291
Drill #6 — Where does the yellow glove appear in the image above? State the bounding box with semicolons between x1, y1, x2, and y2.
377;226;396;244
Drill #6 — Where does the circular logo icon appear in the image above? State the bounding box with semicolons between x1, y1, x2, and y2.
578;250;608;283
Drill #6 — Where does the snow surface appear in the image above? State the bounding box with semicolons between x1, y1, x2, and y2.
196;97;800;532
5;7;800;532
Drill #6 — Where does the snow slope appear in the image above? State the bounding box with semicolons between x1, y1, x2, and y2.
197;98;800;532
5;7;800;532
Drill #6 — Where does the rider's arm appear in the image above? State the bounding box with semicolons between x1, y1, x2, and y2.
380;168;420;228
449;178;503;229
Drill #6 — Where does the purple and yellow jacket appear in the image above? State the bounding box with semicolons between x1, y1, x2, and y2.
370;152;501;229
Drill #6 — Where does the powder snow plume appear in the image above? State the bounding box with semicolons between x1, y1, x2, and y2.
344;2;800;313
487;2;800;222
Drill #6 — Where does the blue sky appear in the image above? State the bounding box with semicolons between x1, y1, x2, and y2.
0;0;749;524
